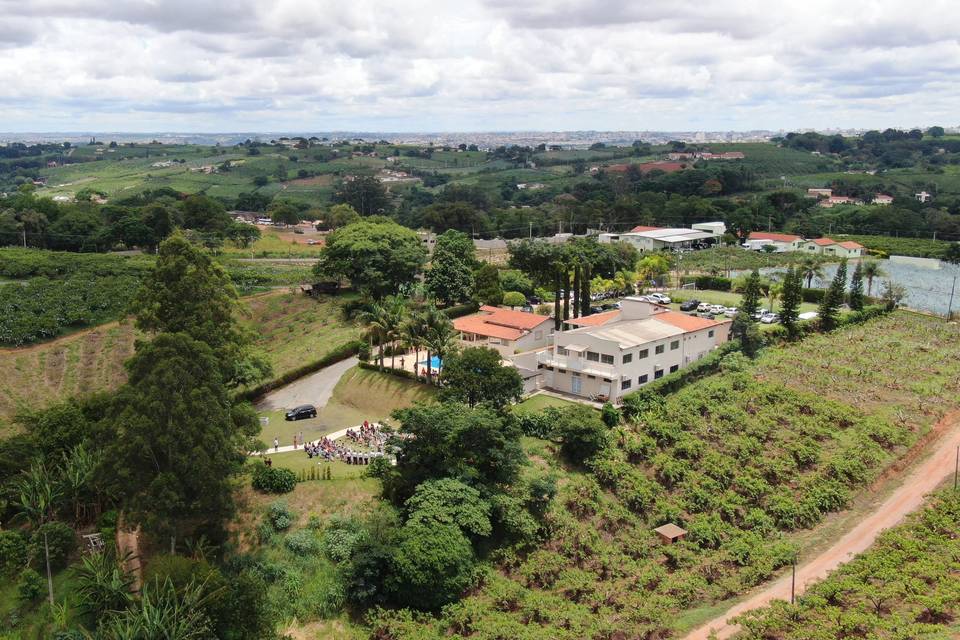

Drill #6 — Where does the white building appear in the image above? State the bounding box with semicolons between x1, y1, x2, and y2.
743;231;804;252
533;298;730;403
691;221;727;238
453;306;554;357
799;238;866;258
872;194;894;205
600;227;714;252
916;191;932;202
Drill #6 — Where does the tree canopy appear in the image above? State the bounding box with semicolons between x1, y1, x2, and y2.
440;346;524;409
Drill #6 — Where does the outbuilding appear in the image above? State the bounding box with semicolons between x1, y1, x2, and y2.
654;523;687;544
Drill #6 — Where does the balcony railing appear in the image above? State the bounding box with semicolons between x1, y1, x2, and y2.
537;351;618;378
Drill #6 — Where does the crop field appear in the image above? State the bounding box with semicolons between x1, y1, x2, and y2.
366;312;960;639
735;490;960;639
755;311;960;429
831;234;951;258
775;164;960;196
679;246;836;274
706;143;839;177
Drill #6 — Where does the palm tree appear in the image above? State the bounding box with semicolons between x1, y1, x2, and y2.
421;306;454;386
14;462;63;606
800;257;824;289
401;311;427;381
382;296;408;370
358;302;390;371
860;260;885;297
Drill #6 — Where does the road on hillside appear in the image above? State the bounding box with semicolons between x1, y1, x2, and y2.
685;412;960;640
255;357;357;412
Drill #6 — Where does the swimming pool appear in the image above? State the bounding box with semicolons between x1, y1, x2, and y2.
418;356;443;370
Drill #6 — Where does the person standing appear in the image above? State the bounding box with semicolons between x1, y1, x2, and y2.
273;437;279;452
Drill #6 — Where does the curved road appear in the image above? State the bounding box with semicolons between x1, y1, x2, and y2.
255;357;357;411
685;413;960;640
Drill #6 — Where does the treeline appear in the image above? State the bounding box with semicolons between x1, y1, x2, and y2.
776;126;960;169
0;186;260;252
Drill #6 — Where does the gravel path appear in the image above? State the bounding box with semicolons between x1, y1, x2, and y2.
255;357;358;411
685;411;960;640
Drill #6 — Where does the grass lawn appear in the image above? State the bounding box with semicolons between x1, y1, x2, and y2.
513;393;582;413
243;291;362;381
249;451;369;478
256;366;437;445
221;226;326;258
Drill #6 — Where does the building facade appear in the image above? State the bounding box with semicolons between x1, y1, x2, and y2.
453;305;554;357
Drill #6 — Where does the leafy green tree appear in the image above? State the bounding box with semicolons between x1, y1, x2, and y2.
383;403;525;504
130;232;269;387
502;291;526;308
440;347;523;409
800;256;824;289
388;522;475;610
473;262;503;306
225;222;261;249
314;219;426;298
334;175;391;216
779;266;803;337
731;312;762;358
268;203;300;226
324;203;360;230
551;405;609;465
848;261;865;310
926;125;945;138
179;195;232;233
405;478;492;538
818;259;848;331
739;269;763;317
104;333;258;549
426;230;475;305
421;305;455;386
943;242;960;265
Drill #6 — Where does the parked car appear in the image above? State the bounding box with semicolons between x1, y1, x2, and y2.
679;299;700;312
709;304;726;315
648;293;672;304
306;239;319;245
760;313;780;324
285;404;317;421
293;228;304;234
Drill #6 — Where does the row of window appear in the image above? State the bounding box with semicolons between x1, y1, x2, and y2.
620;364;679;390
560;339;683;364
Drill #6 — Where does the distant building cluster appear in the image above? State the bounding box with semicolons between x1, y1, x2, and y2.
598;222;726;251
805;187;928;207
666;151;746;161
744;231;865;258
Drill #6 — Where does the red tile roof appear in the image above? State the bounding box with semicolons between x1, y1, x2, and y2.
630;225;661;233
455;306;552;340
748;231;801;243
565;310;620;327
654;311;727;332
838;241;864;250
811;237;837;246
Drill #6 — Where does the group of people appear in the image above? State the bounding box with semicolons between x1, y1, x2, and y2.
300;420;388;465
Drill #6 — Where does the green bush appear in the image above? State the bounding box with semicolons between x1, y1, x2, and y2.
251;464;297;494
30;522;77;571
388;522;476;610
682;275;732;291
322;516;366;563
0;530;28;577
442;302;480;319
268;500;295;531
285;530;321;555
238;340;363;401
800;288;825;303
17;568;46;602
600;402;621;427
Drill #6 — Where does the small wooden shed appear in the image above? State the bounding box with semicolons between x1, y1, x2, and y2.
654;523;687;544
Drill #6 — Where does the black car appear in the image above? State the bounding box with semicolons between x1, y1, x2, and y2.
285;404;317;421
679;299;700;312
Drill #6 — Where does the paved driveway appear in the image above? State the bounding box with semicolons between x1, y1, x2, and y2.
256;357;358;411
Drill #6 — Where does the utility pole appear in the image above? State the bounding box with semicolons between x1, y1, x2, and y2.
529;221;532;239
22;228;27;248
948;273;957;319
791;557;797;604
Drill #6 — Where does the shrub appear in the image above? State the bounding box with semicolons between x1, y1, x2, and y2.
285;530;321;555
442;302;480;319
268;500;295;531
322;516;365;563
30;522;77;571
600;402;621;427
17;568;45;602
683;275;732;291
514;410;554;438
388;522;476;610
251;464;297;494
0;530;27;577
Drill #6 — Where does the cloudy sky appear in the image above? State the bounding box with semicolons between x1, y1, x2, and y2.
1;0;959;132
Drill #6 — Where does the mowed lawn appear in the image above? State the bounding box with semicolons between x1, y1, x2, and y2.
513;393;581;413
256;366;437;446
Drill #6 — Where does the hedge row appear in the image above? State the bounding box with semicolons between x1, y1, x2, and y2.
442;302;479;319
681;275;733;291
357;360;417;380
236;339;364;402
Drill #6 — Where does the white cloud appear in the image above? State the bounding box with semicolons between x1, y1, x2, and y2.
0;0;957;131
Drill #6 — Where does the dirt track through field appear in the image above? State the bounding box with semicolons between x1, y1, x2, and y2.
685;411;960;640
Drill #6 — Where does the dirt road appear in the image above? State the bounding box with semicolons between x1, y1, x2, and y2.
256;357;357;411
685;413;960;640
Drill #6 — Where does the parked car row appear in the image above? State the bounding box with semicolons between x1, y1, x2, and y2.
635;293;672;305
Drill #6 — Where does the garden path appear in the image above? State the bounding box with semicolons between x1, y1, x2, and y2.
685;411;960;640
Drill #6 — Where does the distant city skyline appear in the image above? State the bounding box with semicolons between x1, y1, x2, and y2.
2;0;959;133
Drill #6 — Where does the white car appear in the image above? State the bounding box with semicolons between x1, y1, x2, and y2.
709;304;726;315
697;302;711;312
648;293;671;304
760;313;780;324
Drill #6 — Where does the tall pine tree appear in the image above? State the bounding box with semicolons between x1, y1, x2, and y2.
848;261;865;310
739;269;763;318
779;266;802;337
818;259;848;331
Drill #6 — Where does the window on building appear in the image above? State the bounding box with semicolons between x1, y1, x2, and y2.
654;369;664;379
655;344;665;354
557;347;569;356
638;348;649;359
601;354;614;365
622;353;633;364
708;329;714;338
586;351;599;362
621;379;631;390
571;372;580;377
670;364;679;373
639;374;648;384
670;340;680;350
